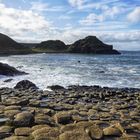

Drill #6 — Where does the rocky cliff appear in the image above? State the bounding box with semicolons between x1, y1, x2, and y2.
34;40;68;53
68;36;120;54
0;33;32;55
0;33;120;55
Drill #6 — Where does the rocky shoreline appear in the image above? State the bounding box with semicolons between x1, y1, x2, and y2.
0;80;139;140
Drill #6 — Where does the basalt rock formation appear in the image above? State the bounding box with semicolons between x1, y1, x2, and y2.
0;33;120;55
68;36;120;54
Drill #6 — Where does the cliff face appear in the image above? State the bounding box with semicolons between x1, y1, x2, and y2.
34;40;68;53
0;33;120;55
68;36;120;54
0;33;32;55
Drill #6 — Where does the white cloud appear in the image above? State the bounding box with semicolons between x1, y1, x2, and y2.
68;0;87;8
55;28;140;50
31;2;49;11
68;0;126;11
31;1;65;12
0;3;51;37
42;25;140;45
104;6;122;18
0;1;139;50
80;6;123;25
127;7;140;23
79;13;104;25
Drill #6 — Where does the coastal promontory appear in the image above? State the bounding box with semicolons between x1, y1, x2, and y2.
32;36;121;54
68;36;120;54
0;33;32;55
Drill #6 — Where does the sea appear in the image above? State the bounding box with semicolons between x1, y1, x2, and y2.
0;51;140;90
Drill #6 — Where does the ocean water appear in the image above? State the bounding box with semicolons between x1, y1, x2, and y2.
0;51;140;90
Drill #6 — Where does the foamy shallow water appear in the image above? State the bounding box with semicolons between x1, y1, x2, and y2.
0;51;140;90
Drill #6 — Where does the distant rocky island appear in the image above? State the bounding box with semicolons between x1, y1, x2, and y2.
0;33;120;55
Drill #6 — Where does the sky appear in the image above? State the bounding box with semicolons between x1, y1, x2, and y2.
0;0;140;50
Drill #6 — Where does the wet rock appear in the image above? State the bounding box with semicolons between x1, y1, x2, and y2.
119;133;138;140
29;99;40;107
3;97;29;106
54;112;73;124
103;125;122;136
0;62;27;76
42;108;55;116
32;127;60;139
85;125;103;139
59;130;92;140
35;114;54;126
0;117;10;125
131;123;140;131
4;79;13;83
4;110;21;119
34;135;58;140
48;85;65;90
0;85;139;139
4;106;21;111
114;123;125;133
13;111;34;127
94;121;110;129
14;80;38;90
72;114;88;122
15;127;32;136
0;126;13;139
76;121;95;129
60;124;78;133
4;136;29;140
32;124;51;131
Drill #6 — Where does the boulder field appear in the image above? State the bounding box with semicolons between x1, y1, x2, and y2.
0;80;139;139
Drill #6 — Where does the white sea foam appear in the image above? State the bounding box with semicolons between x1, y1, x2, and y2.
0;52;140;89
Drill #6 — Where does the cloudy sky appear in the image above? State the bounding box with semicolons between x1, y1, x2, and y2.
0;0;140;50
